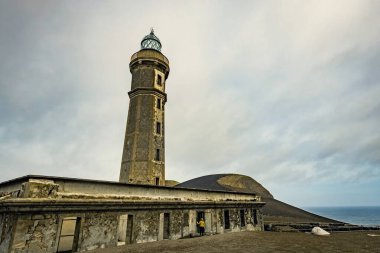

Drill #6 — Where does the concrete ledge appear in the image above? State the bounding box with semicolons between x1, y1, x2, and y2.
0;198;266;213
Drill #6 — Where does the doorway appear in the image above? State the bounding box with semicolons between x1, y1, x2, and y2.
196;211;205;234
224;210;230;229
163;213;170;239
125;215;134;244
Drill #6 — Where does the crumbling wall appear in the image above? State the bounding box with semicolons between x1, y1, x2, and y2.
211;209;219;233
0;214;16;253
79;212;118;251
21;179;59;198
10;214;59;253
217;209;224;234
244;209;261;231
182;211;189;237
229;208;242;232
134;211;160;243
188;210;197;235
257;208;264;230
169;210;183;240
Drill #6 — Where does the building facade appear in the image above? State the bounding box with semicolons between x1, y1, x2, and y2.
0;31;265;253
119;30;169;186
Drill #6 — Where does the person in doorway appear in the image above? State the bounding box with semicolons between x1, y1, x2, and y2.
197;218;205;236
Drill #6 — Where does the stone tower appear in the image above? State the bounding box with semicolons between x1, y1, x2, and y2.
119;29;169;186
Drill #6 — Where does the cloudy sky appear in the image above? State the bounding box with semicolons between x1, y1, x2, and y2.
1;0;379;207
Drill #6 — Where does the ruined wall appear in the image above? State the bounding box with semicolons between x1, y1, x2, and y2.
168;210;183;240
134;211;160;243
79;212;118;251
217;209;225;234
10;214;59;253
182;211;190;237
1;206;263;252
0;214;16;253
0;177;263;252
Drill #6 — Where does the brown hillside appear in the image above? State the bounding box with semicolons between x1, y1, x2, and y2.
176;174;342;224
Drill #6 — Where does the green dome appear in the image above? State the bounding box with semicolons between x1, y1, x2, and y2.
141;29;162;52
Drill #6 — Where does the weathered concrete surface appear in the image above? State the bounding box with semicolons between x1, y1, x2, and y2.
0;175;264;252
79;213;119;251
0;214;16;253
21;179;59;198
120;48;169;186
134;211;160;243
10;214;58;253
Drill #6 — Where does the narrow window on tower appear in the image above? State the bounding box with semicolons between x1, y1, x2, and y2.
156;122;161;134
155;149;160;161
156;74;162;86
157;98;161;109
155;177;160;185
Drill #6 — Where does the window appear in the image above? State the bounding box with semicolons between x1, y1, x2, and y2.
157;98;161;109
224;210;230;229
156;75;162;86
155;177;160;185
57;217;81;252
155;149;160;161
240;210;245;227
156;122;161;134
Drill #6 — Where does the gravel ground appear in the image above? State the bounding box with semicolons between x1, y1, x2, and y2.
89;231;380;253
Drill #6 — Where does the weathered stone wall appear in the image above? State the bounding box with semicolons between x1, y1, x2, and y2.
0;206;263;252
131;67;155;89
21;179;59;198
134;211;160;243
10;214;59;253
120;49;169;186
0;176;261;203
53;179;260;202
0;214;16;253
0;177;264;252
79;212;118;251
169;210;183;240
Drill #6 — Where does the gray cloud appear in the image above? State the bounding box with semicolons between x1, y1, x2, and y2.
0;0;379;206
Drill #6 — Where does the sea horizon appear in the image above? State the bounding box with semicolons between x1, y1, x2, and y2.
303;206;380;227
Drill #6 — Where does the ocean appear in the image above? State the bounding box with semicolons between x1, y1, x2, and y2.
304;206;380;226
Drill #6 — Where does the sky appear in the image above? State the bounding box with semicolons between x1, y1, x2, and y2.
0;0;379;207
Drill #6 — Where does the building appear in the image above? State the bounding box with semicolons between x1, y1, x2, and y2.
0;30;264;253
119;30;169;186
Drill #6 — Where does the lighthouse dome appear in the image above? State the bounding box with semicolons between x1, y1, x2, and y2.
141;29;162;52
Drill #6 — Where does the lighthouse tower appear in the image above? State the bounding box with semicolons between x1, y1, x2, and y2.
119;29;170;186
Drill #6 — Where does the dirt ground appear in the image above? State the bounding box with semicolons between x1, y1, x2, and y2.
89;231;380;253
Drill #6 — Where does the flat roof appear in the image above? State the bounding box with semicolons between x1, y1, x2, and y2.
0;175;257;196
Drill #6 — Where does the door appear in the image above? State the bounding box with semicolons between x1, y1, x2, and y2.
224;210;230;229
163;213;170;239
196;211;205;234
126;215;134;244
